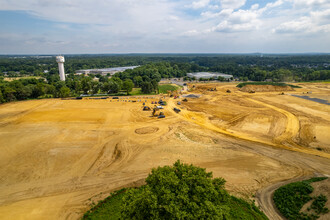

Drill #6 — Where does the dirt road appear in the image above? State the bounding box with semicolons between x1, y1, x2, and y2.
255;174;326;220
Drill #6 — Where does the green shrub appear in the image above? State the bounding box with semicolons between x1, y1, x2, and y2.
158;84;179;93
311;195;329;215
236;82;301;88
273;177;328;220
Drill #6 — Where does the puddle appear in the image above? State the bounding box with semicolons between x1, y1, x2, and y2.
291;95;330;105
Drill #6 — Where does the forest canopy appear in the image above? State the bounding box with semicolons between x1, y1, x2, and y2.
1;54;329;104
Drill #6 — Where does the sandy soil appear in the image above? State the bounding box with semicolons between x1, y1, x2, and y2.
240;84;294;92
0;83;329;219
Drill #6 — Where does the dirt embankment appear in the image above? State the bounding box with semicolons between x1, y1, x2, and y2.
240;85;294;92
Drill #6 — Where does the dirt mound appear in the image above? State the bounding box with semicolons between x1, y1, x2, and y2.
240;85;294;92
135;127;159;134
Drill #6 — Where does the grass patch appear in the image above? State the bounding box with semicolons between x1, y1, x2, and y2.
228;196;268;220
129;88;157;96
83;190;268;220
82;189;127;220
236;82;301;88
273;177;328;220
158;84;179;94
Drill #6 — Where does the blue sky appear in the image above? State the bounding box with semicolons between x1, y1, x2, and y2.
0;0;329;54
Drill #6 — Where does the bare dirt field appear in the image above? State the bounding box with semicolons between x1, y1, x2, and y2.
0;82;329;219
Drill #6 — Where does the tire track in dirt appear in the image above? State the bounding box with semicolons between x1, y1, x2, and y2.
167;98;330;159
245;97;300;143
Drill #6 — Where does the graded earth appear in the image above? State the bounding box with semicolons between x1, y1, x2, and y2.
0;83;329;219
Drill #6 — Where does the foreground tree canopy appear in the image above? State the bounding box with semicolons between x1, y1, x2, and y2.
83;160;267;220
119;161;260;219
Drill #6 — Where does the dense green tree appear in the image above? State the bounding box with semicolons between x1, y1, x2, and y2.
91;80;100;95
45;84;56;97
3;87;16;102
74;80;82;94
121;160;229;219
133;76;143;87
122;79;134;95
59;86;71;98
101;82;110;94
31;83;45;98
141;81;153;94
0;89;5;103
81;77;91;94
108;80;121;94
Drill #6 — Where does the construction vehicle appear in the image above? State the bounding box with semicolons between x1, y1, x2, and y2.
173;108;181;113
158;115;165;119
226;89;231;93
168;90;179;97
143;106;151;111
152;106;163;116
182;98;188;102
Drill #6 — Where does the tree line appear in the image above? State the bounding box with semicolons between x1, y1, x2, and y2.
1;54;329;82
1;54;330;104
0;62;189;103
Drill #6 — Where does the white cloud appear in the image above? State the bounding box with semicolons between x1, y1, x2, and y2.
220;0;246;9
188;0;211;9
209;9;261;32
311;9;330;25
273;17;312;33
251;4;259;10
274;7;330;34
0;0;330;53
293;0;330;8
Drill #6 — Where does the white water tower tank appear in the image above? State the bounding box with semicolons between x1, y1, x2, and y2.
56;56;66;81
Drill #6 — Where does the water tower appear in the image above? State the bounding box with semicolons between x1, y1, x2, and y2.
56;56;66;81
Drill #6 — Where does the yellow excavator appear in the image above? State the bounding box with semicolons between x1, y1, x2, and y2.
152;105;164;117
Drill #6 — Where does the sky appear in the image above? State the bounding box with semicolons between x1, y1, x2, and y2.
0;0;329;54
